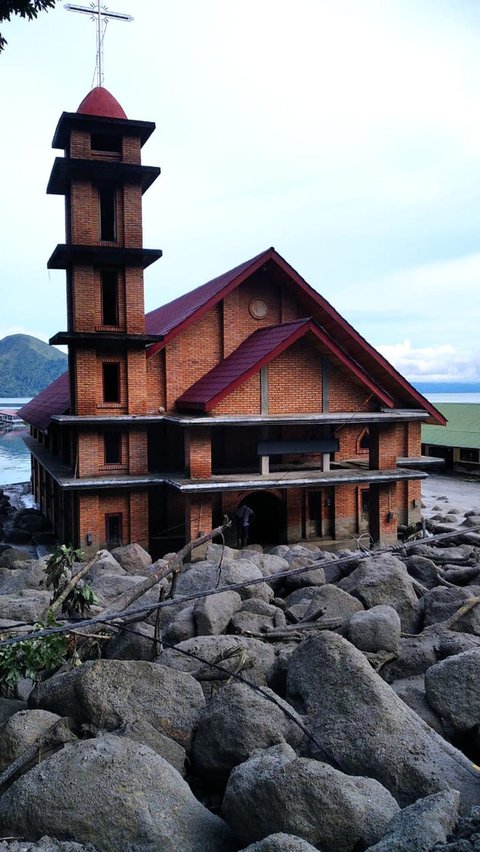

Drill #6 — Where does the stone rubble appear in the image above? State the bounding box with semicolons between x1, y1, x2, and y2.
0;484;478;849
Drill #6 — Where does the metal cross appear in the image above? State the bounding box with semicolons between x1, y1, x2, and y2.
64;1;133;87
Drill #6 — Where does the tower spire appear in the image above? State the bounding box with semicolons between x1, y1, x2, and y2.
64;1;133;86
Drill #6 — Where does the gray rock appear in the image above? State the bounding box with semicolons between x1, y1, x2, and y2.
112;718;186;775
286;632;479;810
229;602;286;635
283;562;326;592
110;542;152;574
29;659;205;746
0;547;34;568
422;586;480;634
174;559;274;603
402;555;441;588
222;743;399;852
391;675;444;733
194;590;243;636
425;648;480;730
0;560;46;594
0;837;98;851
365;789;461;851
89;572;148;605
284;584;363;624
0;590;51;622
86;549;125;578
191;681;304;785
0;709;68;773
442;564;480;585
410;544;476;565
338;554;421;632
0;698;27;725
0;735;234;852
239;834;318;851
344;605;401;653
159;635;277;689
103;620;156;661
162;604;197;644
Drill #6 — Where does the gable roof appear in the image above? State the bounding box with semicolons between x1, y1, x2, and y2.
177;318;394;412
19;372;70;432
146;247;445;425
422;402;480;449
146;248;272;344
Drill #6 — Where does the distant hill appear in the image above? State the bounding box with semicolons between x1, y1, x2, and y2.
0;334;67;397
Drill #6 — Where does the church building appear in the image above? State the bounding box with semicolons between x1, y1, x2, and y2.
20;87;446;558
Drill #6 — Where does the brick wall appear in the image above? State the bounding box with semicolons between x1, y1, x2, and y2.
164;306;222;411
268;340;323;414
212;373;261;416
185;428;212;478
329;365;377;411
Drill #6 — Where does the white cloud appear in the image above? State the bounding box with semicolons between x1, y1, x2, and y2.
378;339;480;383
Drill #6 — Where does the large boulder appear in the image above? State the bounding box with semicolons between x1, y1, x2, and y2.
365;789;460;851
343;605;401;653
0;560;46;594
424;648;480;731
222;743;399;852
286;632;480;810
159;635;277;689
0;838;98;850
194;590;243;636
338;554;421;632
284;584;363;624
110;542;152;575
191;681;304;785
0;709;73;773
174;559;274;604
0;590;51;622
239;835;319;851
29;659;205;746
0;547;36;568
422;586;480;634
0;735;234;852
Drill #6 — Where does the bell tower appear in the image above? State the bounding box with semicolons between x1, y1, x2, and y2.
46;86;162;552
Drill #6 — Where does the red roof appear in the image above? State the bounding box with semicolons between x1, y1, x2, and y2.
146;249;274;350
19;372;70;432
77;87;127;119
147;247;446;425
177;318;394;412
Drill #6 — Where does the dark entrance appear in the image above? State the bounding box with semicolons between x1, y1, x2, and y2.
237;491;284;547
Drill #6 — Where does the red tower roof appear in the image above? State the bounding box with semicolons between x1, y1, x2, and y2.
76;87;127;119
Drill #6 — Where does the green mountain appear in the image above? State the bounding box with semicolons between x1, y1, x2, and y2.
0;334;68;397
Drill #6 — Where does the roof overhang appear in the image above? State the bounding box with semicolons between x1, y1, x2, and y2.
50;409;430;428
52;111;156;149
47;158;160;195
47;244;162;270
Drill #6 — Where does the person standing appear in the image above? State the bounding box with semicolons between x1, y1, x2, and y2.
235;503;255;548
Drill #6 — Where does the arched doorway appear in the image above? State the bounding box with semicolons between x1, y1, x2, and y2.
237;491;285;547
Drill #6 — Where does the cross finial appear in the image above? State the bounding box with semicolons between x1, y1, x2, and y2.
65;2;133;87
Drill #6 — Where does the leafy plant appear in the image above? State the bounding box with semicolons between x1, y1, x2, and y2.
0;611;68;696
45;544;99;616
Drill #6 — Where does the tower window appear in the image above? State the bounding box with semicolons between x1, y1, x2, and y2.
102;362;120;403
92;133;122;154
101;270;119;326
105;513;123;547
99;186;116;241
104;431;121;464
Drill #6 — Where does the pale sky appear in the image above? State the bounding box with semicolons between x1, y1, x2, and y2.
2;0;480;384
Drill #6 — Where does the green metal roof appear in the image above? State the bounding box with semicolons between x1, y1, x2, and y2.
422;403;480;450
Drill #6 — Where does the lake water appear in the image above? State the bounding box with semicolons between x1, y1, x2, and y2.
1;392;479;488
0;398;31;487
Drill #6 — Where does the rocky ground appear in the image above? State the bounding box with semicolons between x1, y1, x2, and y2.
0;477;479;851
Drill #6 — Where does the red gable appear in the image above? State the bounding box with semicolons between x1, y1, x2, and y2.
177;318;394;412
147;247;446;425
19;372;70;432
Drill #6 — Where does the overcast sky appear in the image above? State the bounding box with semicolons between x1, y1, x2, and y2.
2;0;480;384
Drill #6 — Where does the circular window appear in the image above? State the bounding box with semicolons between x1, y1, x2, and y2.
249;298;268;319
